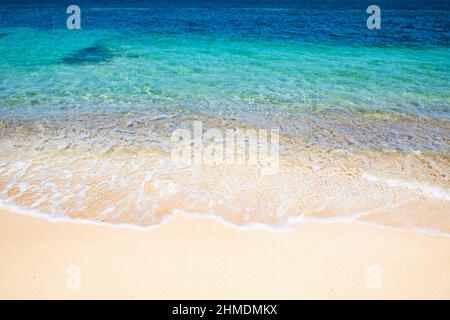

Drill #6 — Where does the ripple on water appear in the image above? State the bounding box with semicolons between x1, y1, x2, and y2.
0;111;448;235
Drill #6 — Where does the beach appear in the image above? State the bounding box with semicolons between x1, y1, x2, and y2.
1;207;449;299
1;2;449;300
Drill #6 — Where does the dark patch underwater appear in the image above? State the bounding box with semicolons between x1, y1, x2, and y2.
62;43;114;65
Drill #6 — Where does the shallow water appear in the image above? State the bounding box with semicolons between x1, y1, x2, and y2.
0;1;449;233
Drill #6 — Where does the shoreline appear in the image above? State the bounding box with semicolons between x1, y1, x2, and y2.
2;202;450;238
1;207;450;299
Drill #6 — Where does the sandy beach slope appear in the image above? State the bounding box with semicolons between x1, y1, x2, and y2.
0;207;449;299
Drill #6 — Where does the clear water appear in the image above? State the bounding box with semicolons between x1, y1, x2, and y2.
1;1;449;119
0;1;449;232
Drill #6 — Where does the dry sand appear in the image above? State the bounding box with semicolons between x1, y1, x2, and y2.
0;207;449;299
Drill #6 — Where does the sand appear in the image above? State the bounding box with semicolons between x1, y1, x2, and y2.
0;207;449;299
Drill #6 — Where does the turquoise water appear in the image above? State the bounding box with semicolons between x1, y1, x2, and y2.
0;2;449;153
1;28;449;119
1;28;449;115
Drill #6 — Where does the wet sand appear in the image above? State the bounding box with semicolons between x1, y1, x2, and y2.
1;207;449;299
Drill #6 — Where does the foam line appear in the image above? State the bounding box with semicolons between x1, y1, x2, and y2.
0;201;449;238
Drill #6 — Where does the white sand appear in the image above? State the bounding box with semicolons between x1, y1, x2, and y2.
1;208;449;299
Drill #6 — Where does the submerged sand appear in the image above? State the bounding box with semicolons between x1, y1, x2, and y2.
0;111;449;234
0;207;449;299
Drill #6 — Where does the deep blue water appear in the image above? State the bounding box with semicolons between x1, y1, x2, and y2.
1;1;449;46
0;1;448;122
